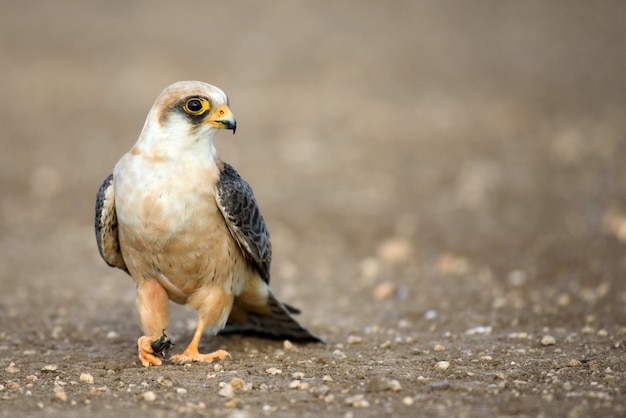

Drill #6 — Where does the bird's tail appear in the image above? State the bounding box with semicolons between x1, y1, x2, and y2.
221;288;325;344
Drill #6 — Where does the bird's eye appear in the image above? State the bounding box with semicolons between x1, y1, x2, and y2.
184;97;209;115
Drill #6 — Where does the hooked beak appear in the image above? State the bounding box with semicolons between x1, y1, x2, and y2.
206;104;237;134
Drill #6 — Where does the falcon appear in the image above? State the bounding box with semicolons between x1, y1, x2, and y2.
95;81;323;367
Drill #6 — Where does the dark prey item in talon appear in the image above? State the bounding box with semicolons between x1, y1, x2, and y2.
150;329;174;358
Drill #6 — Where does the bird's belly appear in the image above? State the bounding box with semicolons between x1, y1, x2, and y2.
115;165;248;304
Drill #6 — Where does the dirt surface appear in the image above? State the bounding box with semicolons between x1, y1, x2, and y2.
1;1;625;417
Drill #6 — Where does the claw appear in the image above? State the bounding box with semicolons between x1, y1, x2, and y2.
138;336;163;367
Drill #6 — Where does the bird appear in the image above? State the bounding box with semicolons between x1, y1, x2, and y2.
95;80;323;367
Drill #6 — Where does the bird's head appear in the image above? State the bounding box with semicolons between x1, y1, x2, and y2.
136;81;237;156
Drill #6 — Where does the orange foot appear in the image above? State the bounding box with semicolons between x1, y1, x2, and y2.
170;348;231;365
137;335;163;368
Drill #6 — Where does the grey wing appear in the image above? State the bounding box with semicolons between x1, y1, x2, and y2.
216;162;272;283
95;173;128;273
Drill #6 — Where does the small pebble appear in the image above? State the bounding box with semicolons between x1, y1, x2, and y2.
289;380;301;389
157;376;173;387
402;396;414;405
230;378;244;391
436;361;450;371
597;329;608;337
176;388;187;394
347;335;363;344
379;340;392;349
373;282;395;300
292;372;305;380
322;375;333;382
79;374;94;384
541;335;556;346
266;367;282;375
581;325;594;334
344;394;369;408
430;380;450;390
377;237;412;263
218;383;234;398
54;390;68;402
433;344;445;352
389;379;402;392
142;391;157;402
333;349;347;359
465;326;492;335
424;310;438;320
283;340;294;350
5;363;19;373
41;364;59;372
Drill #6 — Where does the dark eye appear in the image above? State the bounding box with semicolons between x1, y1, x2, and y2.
184;97;209;115
187;99;202;112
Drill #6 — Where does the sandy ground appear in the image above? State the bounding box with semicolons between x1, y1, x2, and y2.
1;1;625;417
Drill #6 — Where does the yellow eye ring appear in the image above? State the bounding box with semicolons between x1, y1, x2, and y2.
184;97;210;115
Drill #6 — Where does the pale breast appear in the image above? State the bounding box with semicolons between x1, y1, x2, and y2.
113;152;249;304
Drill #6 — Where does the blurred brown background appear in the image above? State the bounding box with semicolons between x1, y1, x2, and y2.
1;1;625;416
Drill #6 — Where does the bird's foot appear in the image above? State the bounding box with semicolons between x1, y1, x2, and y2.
170;348;231;365
137;335;166;368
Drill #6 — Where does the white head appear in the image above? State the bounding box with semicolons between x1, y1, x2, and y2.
134;81;236;159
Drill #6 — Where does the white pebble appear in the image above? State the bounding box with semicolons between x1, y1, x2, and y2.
541;335;556;346
218;383;234;398
424;310;438;320
436;361;450;371
345;394;369;408
5;363;19;373
388;379;402;391
79;374;94;384
333;349;347;359
142;391;157;402
465;326;492;335
266;367;282;375
54;390;68;402
347;335;363;344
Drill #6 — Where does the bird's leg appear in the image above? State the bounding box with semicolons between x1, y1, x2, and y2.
170;288;233;364
136;279;170;367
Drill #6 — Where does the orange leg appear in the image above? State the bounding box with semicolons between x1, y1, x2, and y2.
170;287;233;364
135;279;170;367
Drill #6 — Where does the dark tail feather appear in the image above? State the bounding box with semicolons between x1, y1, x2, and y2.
221;289;325;344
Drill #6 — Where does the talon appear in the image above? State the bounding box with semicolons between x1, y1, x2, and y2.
138;335;164;367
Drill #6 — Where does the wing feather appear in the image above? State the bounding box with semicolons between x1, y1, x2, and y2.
216;162;272;283
95;173;128;273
